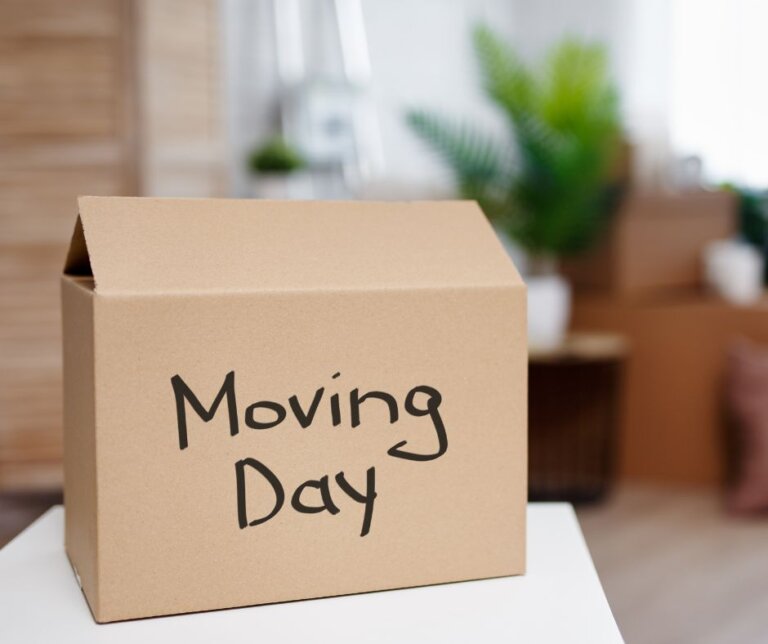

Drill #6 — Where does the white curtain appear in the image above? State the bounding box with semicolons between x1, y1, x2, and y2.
512;0;768;189
671;0;768;187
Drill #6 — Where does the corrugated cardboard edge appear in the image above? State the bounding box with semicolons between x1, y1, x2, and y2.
513;281;528;579
61;275;100;620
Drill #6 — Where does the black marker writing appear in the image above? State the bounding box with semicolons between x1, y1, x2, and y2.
173;371;448;537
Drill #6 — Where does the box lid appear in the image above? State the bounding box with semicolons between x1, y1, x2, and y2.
64;197;522;295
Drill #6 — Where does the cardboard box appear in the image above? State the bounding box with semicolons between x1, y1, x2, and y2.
562;191;735;297
61;197;527;622
572;294;768;485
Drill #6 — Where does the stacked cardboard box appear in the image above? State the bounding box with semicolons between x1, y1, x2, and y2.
563;190;735;296
567;190;768;485
573;295;768;485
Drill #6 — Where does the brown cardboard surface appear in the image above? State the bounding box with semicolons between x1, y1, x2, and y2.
71;197;522;294
61;276;98;614
61;198;527;622
573;293;768;485
563;191;735;297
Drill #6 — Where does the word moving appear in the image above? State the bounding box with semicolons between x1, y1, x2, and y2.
171;371;448;536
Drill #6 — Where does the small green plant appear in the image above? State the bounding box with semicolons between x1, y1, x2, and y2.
407;26;623;258
722;184;768;249
248;138;305;174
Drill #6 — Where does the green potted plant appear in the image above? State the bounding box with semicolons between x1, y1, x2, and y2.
248;137;308;198
407;26;623;349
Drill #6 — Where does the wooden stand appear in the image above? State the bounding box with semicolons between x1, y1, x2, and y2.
529;333;627;503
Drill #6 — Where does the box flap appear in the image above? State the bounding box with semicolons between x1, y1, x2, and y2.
64;197;523;295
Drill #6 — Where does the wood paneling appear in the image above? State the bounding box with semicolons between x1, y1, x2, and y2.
0;0;137;490
0;0;225;491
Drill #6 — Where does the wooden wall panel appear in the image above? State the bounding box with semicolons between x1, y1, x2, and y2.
0;0;137;491
0;0;225;491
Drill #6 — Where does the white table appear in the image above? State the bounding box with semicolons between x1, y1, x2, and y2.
0;504;623;643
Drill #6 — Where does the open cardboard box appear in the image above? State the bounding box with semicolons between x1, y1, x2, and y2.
61;197;527;622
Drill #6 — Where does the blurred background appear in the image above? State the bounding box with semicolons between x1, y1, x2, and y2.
3;0;768;641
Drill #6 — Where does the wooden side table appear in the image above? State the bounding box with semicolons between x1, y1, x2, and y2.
529;333;628;503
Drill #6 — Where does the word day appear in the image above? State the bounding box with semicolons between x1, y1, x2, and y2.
170;370;449;536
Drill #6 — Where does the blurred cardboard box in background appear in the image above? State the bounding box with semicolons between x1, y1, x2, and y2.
563;191;736;297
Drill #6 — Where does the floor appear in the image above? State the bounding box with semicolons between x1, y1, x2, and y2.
578;485;768;644
2;486;768;643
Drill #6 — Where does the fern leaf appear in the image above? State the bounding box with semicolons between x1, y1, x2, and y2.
473;24;535;119
406;110;509;185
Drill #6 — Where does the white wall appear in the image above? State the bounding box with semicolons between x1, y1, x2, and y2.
671;0;768;187
222;0;282;197
223;0;682;197
223;0;517;198
361;0;516;197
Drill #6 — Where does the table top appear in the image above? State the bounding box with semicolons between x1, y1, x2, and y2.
0;504;623;643
529;332;629;363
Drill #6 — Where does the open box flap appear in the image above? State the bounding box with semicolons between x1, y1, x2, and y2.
63;215;92;278
63;196;523;295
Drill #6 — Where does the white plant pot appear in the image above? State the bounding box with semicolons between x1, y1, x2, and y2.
491;226;572;351
526;273;571;351
703;239;764;305
250;172;313;199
